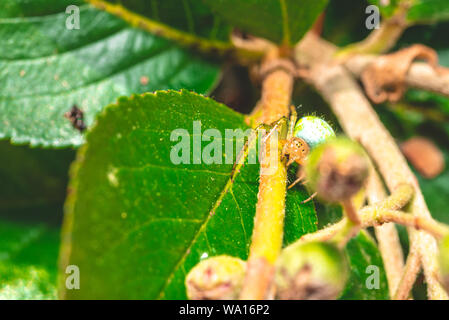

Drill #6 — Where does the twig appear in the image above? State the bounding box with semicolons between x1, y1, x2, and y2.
296;207;446;245
359;209;449;239
394;248;421;300
298;184;414;243
297;33;448;300
332;219;359;250
299;219;347;243
367;168;405;297
240;51;294;300
342;199;361;225
345;55;449;99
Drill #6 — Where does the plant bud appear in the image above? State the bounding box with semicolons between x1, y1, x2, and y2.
185;255;246;300
275;241;348;300
305;137;369;203
439;234;449;292
294;116;336;150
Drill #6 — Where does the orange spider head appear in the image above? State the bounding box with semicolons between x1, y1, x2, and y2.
283;137;310;166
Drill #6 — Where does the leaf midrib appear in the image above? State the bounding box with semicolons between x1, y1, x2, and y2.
279;0;291;45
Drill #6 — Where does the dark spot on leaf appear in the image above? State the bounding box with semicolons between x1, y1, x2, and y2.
64;104;86;132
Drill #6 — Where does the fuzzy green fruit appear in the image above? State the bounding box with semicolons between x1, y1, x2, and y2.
294;116;336;150
305;137;369;203
185;255;246;300
275;241;348;300
439;234;449;291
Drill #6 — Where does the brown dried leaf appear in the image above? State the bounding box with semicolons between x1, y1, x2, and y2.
361;44;438;103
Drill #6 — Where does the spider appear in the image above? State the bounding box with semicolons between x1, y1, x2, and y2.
235;106;335;203
283;107;335;202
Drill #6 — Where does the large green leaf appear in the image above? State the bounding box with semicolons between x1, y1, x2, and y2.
202;0;328;45
0;1;220;147
0;221;60;300
59;90;317;299
369;0;449;23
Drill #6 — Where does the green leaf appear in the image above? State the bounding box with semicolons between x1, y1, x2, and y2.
202;0;329;45
368;0;449;23
104;0;231;42
340;231;390;300
0;1;220;147
284;183;318;246
0;221;60;300
60;90;317;299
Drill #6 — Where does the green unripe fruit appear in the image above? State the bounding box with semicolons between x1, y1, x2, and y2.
439;234;449;291
294;116;336;150
305;137;369;203
185;255;246;300
275;241;348;300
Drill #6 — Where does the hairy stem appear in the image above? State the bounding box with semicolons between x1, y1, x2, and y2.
240;53;293;300
360;209;449;239
298;184;414;243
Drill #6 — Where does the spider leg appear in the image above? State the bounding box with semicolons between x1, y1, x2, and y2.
287;168;307;189
301;192;317;204
232;123;274;176
234;124;266;167
263;117;288;144
233;118;288;179
287;105;297;140
282;106;298;164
